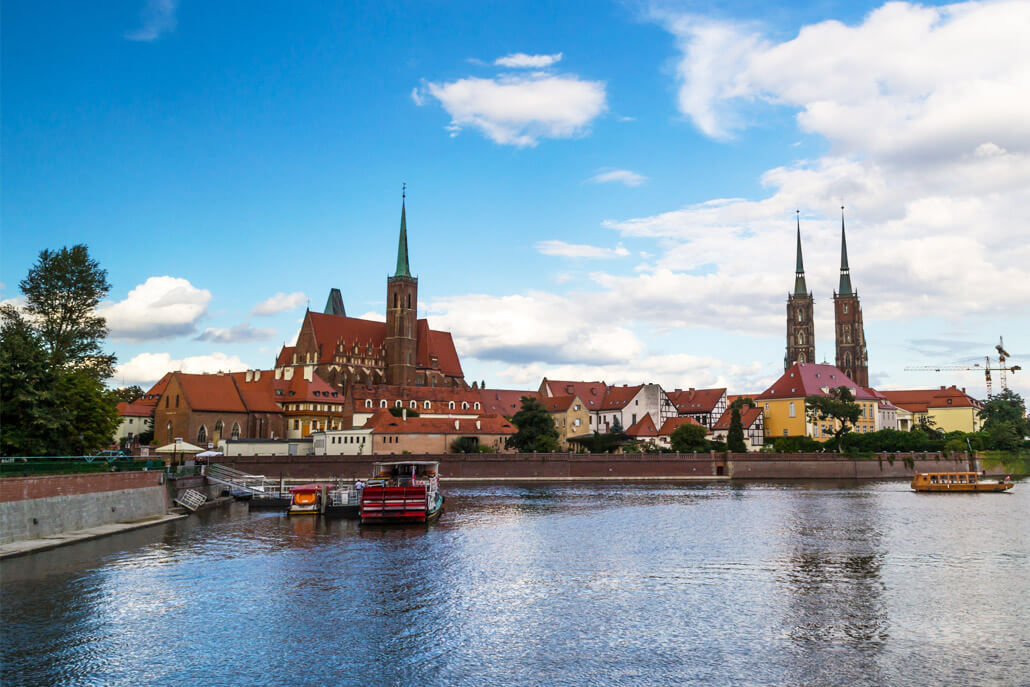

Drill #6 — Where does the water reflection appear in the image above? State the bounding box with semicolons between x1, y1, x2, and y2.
1;481;1027;686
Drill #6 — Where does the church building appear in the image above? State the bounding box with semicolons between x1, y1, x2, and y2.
785;211;815;369
833;208;868;386
277;194;466;392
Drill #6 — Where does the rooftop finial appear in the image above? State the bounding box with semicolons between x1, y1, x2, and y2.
402;182;406;200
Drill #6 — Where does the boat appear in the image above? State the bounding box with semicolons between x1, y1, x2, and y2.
359;461;444;524
323;483;361;519
287;483;329;515
911;472;1014;493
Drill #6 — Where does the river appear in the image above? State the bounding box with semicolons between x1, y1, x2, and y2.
2;480;1027;686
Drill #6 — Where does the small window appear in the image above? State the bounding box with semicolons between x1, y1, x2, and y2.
365;399;373;408
395;400;402;408
424;401;431;410
231;422;241;440
448;401;455;410
789;402;796;418
461;402;469;410
197;425;207;444
474;402;480;410
380;400;388;408
410;400;417;409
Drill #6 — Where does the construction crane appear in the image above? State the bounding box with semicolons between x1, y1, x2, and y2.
905;351;1020;399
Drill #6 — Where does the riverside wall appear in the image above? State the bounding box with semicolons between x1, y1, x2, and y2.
0;472;170;545
217;452;991;481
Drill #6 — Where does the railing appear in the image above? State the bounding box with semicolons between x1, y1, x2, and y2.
328;486;360;507
0;456;164;477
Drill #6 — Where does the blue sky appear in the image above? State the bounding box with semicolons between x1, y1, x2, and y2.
3;0;1028;398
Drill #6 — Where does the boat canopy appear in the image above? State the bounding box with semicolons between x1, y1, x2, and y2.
289;483;334;493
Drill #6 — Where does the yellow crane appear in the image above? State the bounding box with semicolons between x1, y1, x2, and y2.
905;338;1020;400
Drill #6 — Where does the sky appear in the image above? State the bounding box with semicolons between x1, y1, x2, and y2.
3;0;1029;400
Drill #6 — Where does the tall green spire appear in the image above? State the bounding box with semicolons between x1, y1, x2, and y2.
793;210;808;296
838;205;853;295
394;187;411;278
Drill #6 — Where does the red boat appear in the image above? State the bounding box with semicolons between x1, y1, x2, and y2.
360;461;444;524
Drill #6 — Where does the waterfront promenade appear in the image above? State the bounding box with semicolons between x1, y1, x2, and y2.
2;480;1027;686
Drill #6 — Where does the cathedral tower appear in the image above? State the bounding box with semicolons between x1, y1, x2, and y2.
833;207;868;386
786;211;816;369
385;191;418;386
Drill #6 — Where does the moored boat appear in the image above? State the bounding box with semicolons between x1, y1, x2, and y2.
911;472;1013;493
360;461;444;524
287;483;328;515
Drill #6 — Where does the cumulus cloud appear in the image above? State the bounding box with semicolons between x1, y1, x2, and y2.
587;168;647;187
356;311;386;322
418;72;607;146
194;323;277;343
251;291;307;316
536;240;630;259
115;352;250;388
99;277;211;342
494;52;564;68
125;0;178;42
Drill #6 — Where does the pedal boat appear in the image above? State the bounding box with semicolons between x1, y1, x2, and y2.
287;483;326;515
360;461;444;524
911;472;1013;492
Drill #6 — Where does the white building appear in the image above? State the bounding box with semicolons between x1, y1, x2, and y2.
591;384;676;434
310;428;374;455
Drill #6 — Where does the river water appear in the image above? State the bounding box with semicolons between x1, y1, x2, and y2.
2;480;1027;686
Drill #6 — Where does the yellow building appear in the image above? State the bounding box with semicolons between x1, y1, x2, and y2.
539;395;591;450
757;363;878;441
881;386;983;433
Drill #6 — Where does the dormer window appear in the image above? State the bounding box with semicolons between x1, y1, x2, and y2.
380;400;388;408
473;402;480;410
395;400;402;408
448;401;455;410
424;401;431;410
365;400;373;408
461;402;470;410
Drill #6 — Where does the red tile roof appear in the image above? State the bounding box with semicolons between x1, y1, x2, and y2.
480;389;542;416
539;395;578;413
117;401;153;418
540;379;607;409
363;410;515;435
668;388;727;413
352;385;484;415
756;363;876;402
600;385;643;410
276;346;295;368
657;416;704;436
135;373;171;408
227;371;286;413
175;373;248;413
712;406;764;430
303;311;463;378
880;386;982;412
626;414;658;437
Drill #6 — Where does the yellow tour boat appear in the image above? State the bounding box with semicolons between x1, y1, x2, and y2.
911;472;1013;493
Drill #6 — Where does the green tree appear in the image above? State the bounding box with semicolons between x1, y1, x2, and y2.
986;421;1022;451
0;308;54;455
20;245;115;378
978;390;1029;437
507;396;560;453
112;385;145;403
389;406;420;418
804;386;861;450
670;422;708;452
726;406;747;452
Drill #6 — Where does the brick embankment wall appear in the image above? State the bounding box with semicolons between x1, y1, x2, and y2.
0;472;169;545
220;452;993;481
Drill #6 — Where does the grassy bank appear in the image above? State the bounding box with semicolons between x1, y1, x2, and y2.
979;450;1030;476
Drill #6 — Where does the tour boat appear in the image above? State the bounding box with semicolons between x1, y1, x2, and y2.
911;472;1014;493
359;461;444;524
287;483;327;515
323;483;361;519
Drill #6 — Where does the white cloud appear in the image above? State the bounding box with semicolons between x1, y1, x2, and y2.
420;72;607;146
536;240;630;259
125;0;178;42
587;168;647;187
194;323;277;343
99;276;211;342
494;52;563;69
251;291;307;316
115;352;250;388
357;311;386;322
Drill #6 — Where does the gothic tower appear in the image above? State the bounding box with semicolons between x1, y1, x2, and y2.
385;192;418;386
833;207;868;386
786;211;816;369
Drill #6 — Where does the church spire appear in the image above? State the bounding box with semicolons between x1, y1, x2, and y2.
838;205;853;295
793;210;808;296
394;184;411;278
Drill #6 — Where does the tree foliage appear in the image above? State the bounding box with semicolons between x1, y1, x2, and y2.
804;386;861;449
978;390;1029;450
112;385;145;403
726;405;747;452
670;422;709;453
1;245;119;456
507;396;560;453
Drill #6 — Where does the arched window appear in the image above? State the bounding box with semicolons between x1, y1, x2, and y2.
797;332;804;345
214;419;224;437
393;292;399;308
845;352;852;367
843;303;849;314
409;400;417;409
231;422;241;440
845;329;851;343
166;421;173;442
448;401;455;410
197;425;207;444
407;293;411;308
365;399;373;408
380;400;388;408
461;401;470;410
395;400;402;408
423;401;431;410
799;353;806;363
473;402;480;410
797;310;803;322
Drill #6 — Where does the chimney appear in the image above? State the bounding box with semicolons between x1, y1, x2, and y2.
940;385;945;390
275;368;282;380
304;366;313;381
284;367;294;380
476;419;481;430
255;370;261;382
689;387;695;392
454;419;460;430
245;370;254;382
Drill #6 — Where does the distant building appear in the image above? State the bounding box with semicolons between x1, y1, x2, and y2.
654;416;705;451
593;384;676;434
114;401;152;445
310;428;372;456
865;388;900;431
539;395;590;449
350;385;484;427
668;388;728;429
710;406;765;451
834;208;869;387
786;212;816;369
880;386;983;433
756;362;878;440
479;388;541;417
362;410;516;454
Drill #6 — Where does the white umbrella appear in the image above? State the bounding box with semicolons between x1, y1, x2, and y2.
154;441;205;454
195;450;223;458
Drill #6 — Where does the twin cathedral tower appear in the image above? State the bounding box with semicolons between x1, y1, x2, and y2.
785;208;869;386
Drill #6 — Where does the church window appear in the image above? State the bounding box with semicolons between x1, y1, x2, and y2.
215;419;223;436
843;303;849;314
365;399;372;408
799;353;806;363
197;425;207;444
410;401;417;409
166;421;173;442
380;400;388;408
424;401;431;410
395;400;402;408
448;401;455;410
393;292;399;308
797;332;804;345
231;423;241;440
407;294;411;309
797;310;803;322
